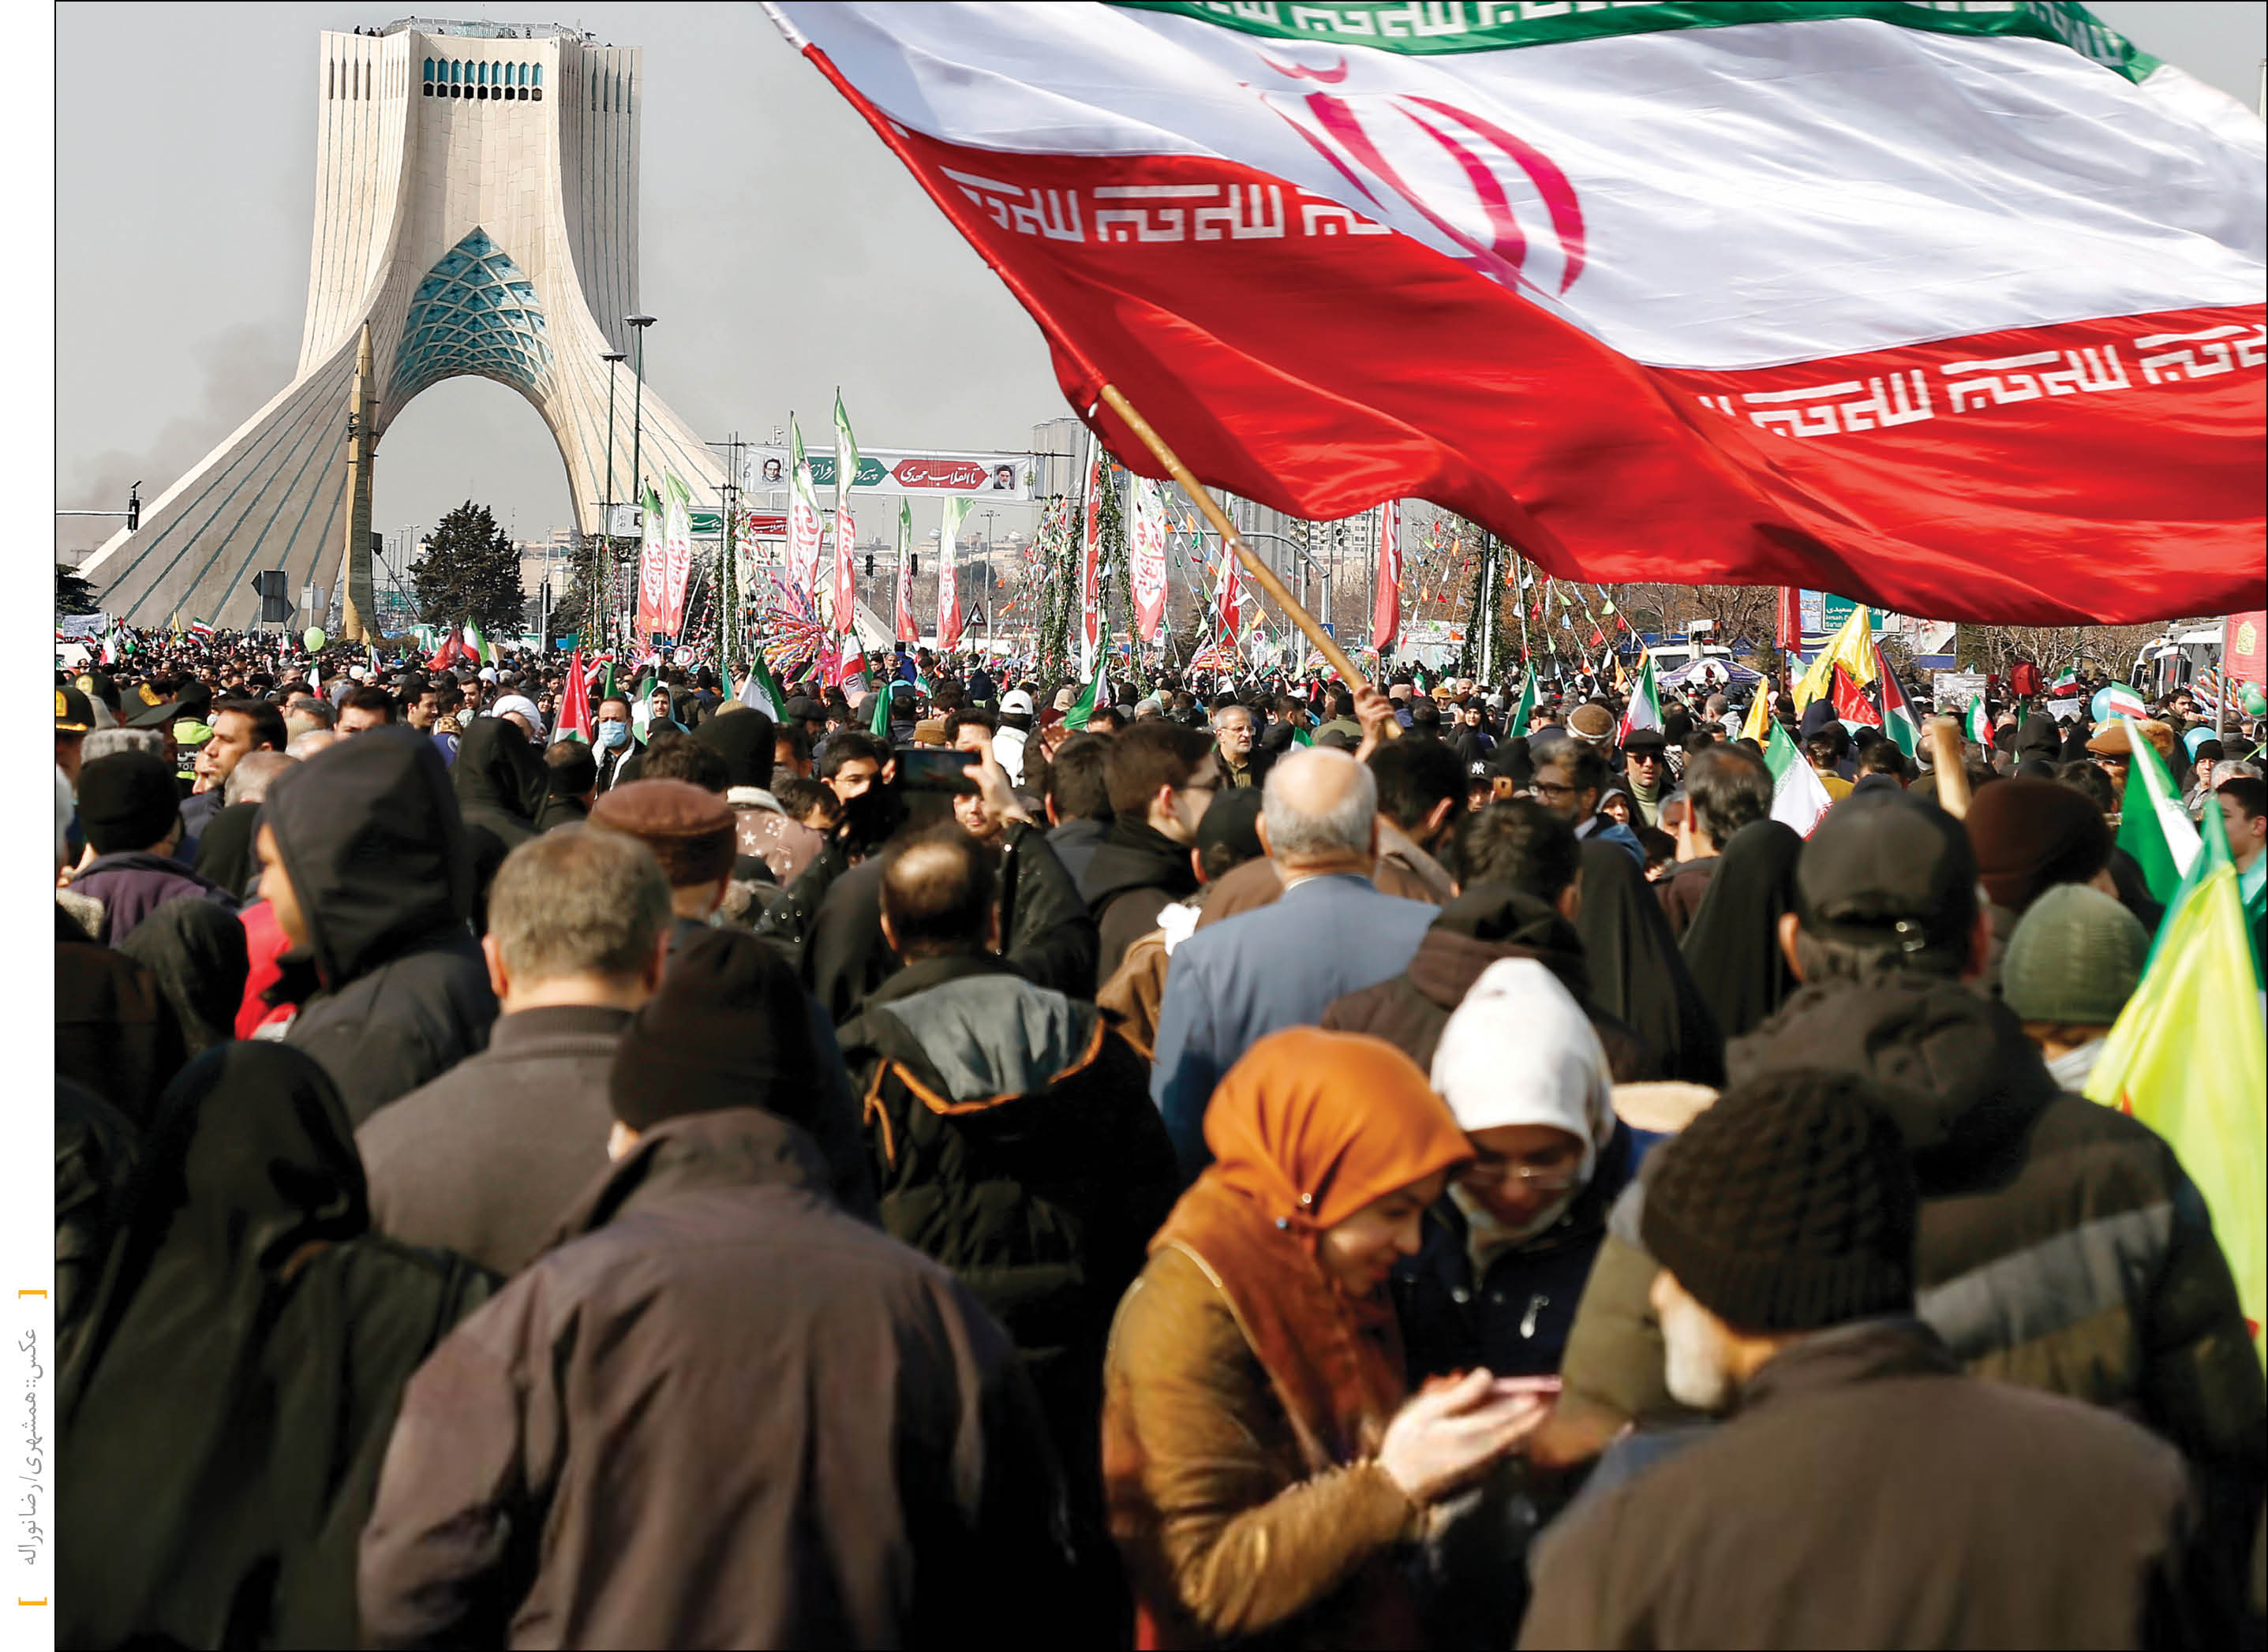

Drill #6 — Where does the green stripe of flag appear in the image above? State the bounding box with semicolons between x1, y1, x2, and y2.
1112;2;2156;80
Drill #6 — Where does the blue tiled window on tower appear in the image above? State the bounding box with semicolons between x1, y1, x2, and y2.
395;229;554;399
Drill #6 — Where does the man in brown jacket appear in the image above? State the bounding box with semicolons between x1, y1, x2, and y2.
1523;1069;2225;1650
359;943;1070;1648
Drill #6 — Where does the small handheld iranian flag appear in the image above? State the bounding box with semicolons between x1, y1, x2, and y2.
740;649;788;722
2094;682;2148;722
2051;663;2084;696
465;619;493;666
1762;717;1836;837
1065;609;1112;731
1963;695;1991;748
1616;652;1661;744
2114;716;2200;904
1508;673;1536;739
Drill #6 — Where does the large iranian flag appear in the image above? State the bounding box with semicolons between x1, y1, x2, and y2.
767;2;2263;625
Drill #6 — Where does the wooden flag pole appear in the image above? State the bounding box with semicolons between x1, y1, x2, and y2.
1098;383;1382;701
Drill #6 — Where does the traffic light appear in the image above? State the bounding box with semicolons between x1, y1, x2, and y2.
125;482;141;533
864;553;875;578
909;554;919;577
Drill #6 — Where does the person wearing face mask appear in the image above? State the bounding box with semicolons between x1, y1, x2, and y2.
592;696;638;791
1103;1026;1551;1649
1394;959;1631;1386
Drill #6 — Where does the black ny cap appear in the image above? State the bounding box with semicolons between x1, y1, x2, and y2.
1795;790;1977;960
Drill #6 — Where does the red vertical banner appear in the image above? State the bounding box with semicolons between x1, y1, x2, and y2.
2227;610;2266;685
1372;499;1402;652
1214;544;1241;648
1776;585;1802;652
895;551;919;644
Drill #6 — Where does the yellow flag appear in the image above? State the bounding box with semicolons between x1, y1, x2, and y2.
1792;604;1877;710
2084;854;2267;1379
1741;682;1774;744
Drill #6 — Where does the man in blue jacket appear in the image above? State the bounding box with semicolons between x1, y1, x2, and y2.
1150;746;1437;1176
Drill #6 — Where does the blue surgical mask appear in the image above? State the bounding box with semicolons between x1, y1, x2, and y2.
597;719;629;749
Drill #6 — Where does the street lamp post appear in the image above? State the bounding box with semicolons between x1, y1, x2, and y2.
624;315;656;650
599;348;626;644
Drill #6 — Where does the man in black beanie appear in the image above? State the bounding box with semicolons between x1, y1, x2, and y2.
361;928;1072;1650
62;750;235;946
1523;1070;2226;1651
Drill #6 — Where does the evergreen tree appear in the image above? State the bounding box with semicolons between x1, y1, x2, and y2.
413;500;526;637
55;563;100;616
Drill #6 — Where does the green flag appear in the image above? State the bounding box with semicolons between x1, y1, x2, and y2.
630;671;658;742
870;665;896;738
1963;694;1989;748
2115;715;2199;906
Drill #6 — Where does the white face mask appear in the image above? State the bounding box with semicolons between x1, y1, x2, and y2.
1660;1280;1739;1413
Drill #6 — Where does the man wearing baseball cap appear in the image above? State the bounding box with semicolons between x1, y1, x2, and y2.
1553;791;2260;1516
1525;1070;2225;1650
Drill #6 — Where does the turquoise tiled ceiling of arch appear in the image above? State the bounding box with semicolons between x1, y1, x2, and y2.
395;229;553;399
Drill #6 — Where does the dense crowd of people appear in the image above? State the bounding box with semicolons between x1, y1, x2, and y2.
50;627;2268;1648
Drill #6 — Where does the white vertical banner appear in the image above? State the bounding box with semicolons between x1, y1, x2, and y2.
1129;477;1170;642
660;473;694;638
938;497;971;648
788;416;824;607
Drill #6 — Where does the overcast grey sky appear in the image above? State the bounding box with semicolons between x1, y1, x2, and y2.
53;2;2266;559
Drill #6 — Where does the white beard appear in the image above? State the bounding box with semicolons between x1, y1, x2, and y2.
1660;1285;1738;1413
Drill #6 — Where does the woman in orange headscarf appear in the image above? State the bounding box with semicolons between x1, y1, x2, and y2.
1102;1027;1550;1650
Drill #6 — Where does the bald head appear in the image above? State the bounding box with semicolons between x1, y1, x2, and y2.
1261;746;1378;869
880;824;999;960
223;749;298;807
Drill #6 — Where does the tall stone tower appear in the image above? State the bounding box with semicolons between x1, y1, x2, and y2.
80;18;725;632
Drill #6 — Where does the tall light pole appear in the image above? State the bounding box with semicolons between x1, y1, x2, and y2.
599;348;626;644
624;316;656;650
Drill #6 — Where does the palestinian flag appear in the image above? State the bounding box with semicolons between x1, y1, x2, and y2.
2093;682;2148;722
2084;796;2265;1367
556;649;596;744
1873;641;1922;761
1616;652;1661;744
1761;716;1836;837
769;2;2262;626
1963;695;1992;748
2114;716;2199;905
740;649;789;722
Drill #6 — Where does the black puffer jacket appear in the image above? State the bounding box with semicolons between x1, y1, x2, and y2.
264;728;497;1127
1320;883;1657;1080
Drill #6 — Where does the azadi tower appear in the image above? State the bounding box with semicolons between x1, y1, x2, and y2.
82;18;724;635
